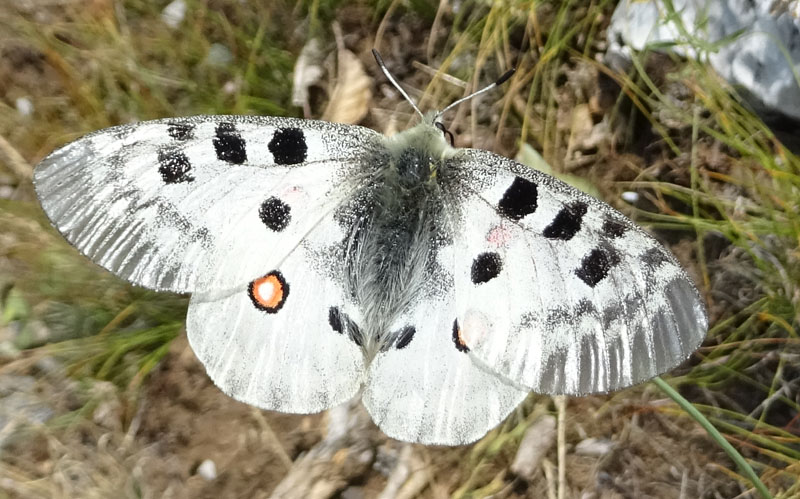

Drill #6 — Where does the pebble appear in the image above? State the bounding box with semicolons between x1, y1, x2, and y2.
621;191;639;204
0;388;54;448
510;415;557;480
574;437;616;457
196;459;217;481
205;43;233;68
161;0;186;29
15;97;33;117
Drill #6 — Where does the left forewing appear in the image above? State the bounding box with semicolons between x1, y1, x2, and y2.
34;115;379;293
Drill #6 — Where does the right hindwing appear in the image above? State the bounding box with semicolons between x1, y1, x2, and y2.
34;115;380;293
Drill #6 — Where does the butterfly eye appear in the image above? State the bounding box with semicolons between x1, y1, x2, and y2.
434;122;455;147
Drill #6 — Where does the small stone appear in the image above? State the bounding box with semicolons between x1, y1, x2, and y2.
161;0;186;29
205;43;233;68
34;355;63;374
90;382;123;432
15;97;33;117
0;340;19;360
92;399;123;432
511;415;557;480
196;459;217;481
0;390;54;448
574;437;615;457
0;374;36;396
222;80;239;95
621;191;639;203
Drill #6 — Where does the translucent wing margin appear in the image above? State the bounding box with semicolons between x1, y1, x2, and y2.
441;148;707;395
34;115;380;293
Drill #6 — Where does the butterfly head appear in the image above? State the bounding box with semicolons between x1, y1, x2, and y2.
371;49;514;152
386;114;456;186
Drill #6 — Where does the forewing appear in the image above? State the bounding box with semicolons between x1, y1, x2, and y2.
34;115;379;292
441;148;707;395
187;209;365;413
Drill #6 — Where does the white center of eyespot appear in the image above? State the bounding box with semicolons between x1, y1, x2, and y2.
257;280;275;298
462;309;492;347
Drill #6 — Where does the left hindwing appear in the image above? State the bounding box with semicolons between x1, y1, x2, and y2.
34;115;379;293
186;205;366;414
440;148;707;395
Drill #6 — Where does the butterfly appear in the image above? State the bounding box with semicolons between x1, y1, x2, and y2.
33;50;707;445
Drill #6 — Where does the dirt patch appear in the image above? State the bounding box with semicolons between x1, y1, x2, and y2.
136;335;327;498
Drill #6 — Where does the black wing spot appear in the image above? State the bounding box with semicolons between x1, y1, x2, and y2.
543;201;588;240
602;218;629;238
268;127;308;165
641;247;670;268
214;122;247;164
395;326;416;349
328;306;364;347
498;176;538;220
157;150;194;183
167;122;194;141
471;252;503;284
258;196;291;232
328;307;344;334
452;319;469;353
575;247;620;287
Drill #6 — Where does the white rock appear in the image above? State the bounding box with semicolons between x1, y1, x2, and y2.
205;43;233;68
574;437;615;457
161;0;186;29
0;388;54;448
196;459;217;481
607;0;800;120
621;191;639;204
15;97;33;117
510;415;557;480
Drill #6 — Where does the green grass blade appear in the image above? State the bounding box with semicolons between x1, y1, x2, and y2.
653;376;772;499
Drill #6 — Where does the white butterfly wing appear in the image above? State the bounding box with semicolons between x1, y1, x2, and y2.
362;311;529;445
361;217;529;446
443;149;707;395
34;115;379;293
186;209;365;413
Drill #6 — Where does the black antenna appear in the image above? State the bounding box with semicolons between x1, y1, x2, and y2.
434;67;516;122
372;49;424;119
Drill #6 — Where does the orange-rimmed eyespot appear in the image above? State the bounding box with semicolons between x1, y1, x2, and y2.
248;271;289;313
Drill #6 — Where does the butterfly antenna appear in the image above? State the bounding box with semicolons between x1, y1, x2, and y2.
372;49;424;119
434;67;516;122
